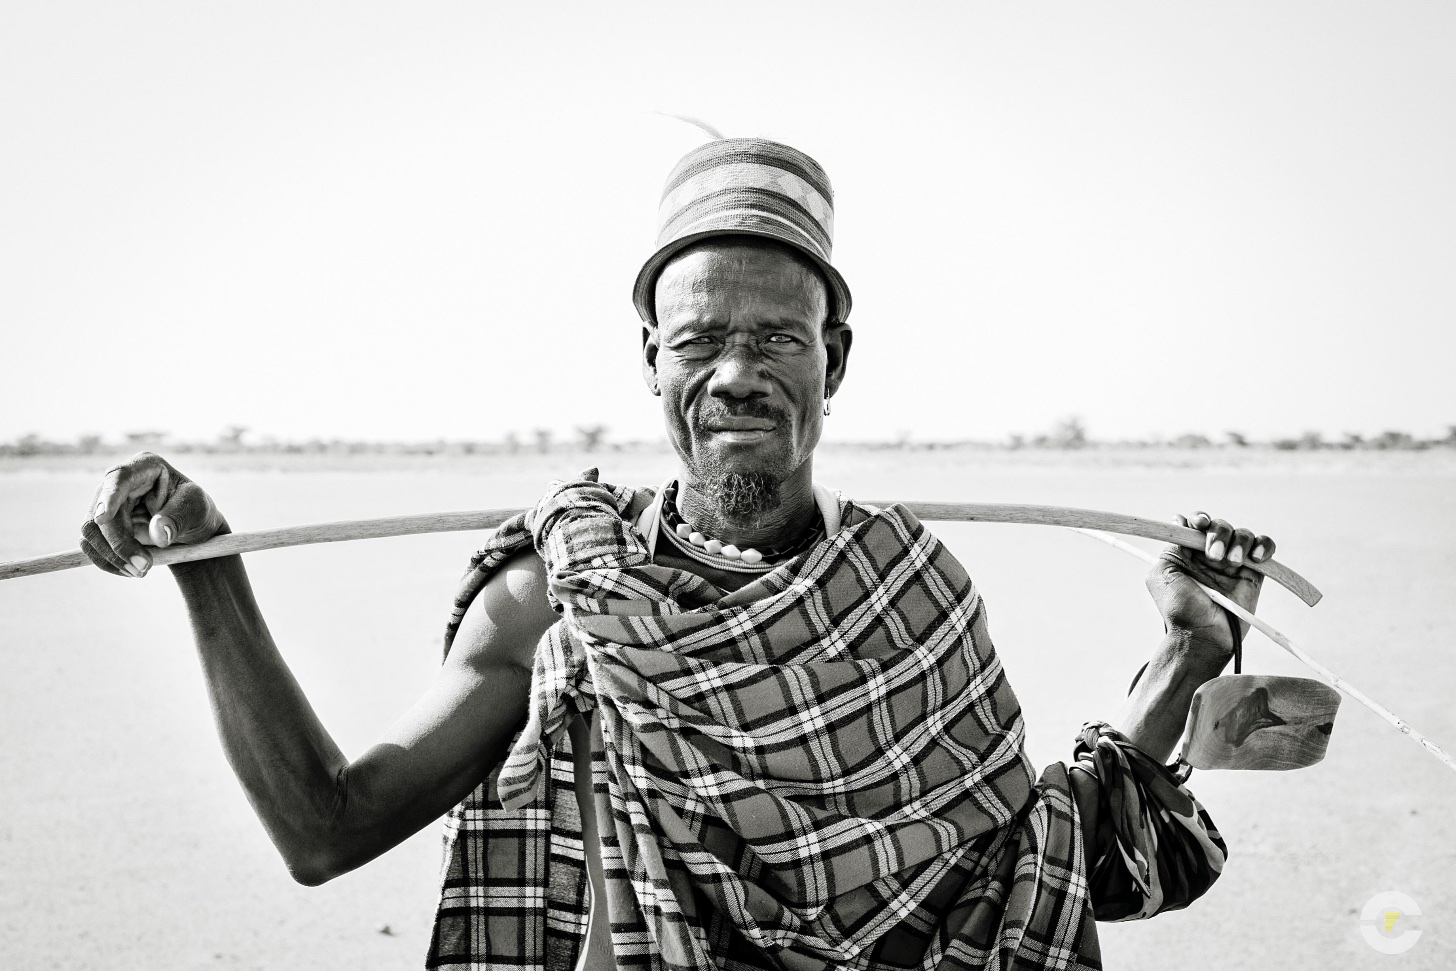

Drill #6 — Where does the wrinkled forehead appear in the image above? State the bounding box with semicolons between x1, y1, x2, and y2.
652;238;829;330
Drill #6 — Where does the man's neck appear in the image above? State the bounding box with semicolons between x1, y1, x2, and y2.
675;461;818;553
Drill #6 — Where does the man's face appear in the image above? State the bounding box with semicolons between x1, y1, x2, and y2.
643;239;850;511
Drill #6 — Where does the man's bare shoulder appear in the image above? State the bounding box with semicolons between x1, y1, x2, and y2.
448;547;559;674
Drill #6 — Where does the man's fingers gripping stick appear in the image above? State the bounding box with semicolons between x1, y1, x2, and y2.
1073;527;1456;777
91;467;159;577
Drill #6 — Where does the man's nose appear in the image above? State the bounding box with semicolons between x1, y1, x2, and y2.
707;339;773;399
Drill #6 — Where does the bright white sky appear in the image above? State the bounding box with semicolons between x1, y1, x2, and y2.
3;2;1453;445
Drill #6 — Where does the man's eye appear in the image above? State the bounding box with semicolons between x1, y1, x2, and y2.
766;334;798;344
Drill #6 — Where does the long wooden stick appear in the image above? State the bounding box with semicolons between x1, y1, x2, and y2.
1074;528;1456;775
0;502;1322;604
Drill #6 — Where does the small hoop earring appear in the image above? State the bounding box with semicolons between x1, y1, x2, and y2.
823;396;832;416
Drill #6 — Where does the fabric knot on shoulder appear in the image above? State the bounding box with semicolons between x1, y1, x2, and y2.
522;468;657;615
500;470;719;809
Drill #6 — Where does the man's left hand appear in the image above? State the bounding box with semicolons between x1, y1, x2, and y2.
1145;511;1276;659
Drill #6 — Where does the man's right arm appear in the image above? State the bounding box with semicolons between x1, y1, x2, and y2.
82;453;560;885
177;547;557;884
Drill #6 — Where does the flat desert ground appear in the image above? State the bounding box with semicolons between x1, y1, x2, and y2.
2;447;1453;969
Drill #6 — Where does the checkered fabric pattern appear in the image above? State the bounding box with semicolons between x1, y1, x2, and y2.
427;472;1227;970
431;742;592;969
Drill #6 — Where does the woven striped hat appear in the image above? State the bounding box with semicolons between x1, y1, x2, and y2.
632;137;853;325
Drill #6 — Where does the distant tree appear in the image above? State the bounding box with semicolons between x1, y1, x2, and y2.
1340;432;1365;450
76;434;103;454
16;433;42;456
1225;431;1248;447
504;431;521;454
218;425;248;450
576;425;608;452
1048;416;1087;449
1007;433;1025;450
533;428;553;454
1299;430;1324;450
124;431;167;449
1373;430;1416;450
1172;433;1212;449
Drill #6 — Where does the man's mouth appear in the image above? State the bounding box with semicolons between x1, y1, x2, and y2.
702;415;779;444
707;418;777;432
708;429;774;444
695;403;787;446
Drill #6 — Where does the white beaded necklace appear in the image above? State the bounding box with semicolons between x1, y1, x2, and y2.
669;520;770;565
637;478;843;574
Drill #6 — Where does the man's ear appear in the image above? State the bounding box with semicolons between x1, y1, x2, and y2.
823;321;853;399
641;325;661;396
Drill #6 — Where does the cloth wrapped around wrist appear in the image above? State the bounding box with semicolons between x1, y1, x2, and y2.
428;472;1227;970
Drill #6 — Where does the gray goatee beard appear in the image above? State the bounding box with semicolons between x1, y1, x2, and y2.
703;471;780;523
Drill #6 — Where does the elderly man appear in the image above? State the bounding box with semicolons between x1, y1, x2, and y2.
82;138;1274;970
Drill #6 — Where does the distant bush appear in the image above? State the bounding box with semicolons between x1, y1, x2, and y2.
4;422;1453;457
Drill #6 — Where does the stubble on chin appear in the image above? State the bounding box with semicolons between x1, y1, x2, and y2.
702;470;779;522
683;435;790;525
680;405;798;524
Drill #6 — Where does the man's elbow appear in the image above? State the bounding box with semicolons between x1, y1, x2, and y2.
286;851;343;887
275;827;353;886
283;827;393;886
272;768;356;886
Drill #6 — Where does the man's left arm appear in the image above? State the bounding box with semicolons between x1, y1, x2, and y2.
1070;512;1275;841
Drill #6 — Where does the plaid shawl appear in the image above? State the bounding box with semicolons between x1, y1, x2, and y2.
428;474;1226;970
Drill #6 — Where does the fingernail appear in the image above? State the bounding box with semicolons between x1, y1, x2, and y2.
1208;540;1225;561
151;517;175;547
1252;544;1265;560
1228;546;1244;565
130;555;150;577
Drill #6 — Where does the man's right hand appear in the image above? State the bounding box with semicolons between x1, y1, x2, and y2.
81;452;229;577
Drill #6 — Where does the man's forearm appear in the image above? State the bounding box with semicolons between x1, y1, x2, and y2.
170;554;349;882
1112;631;1230;765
